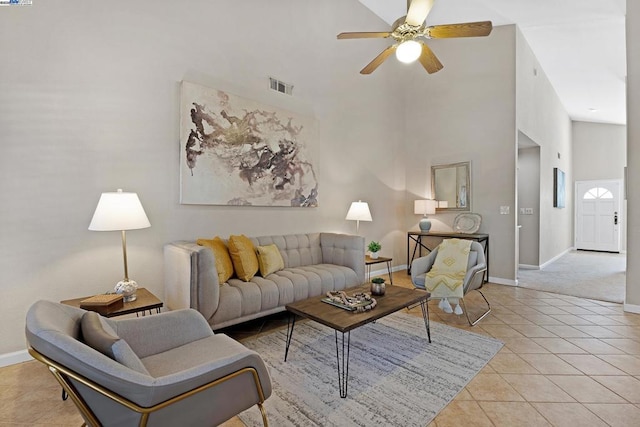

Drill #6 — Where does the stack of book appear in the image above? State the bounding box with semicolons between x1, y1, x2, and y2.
80;294;124;315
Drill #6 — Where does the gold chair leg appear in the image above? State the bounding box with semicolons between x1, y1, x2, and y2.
460;289;491;326
258;402;269;427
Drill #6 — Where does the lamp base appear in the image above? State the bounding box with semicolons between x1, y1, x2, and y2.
419;218;432;232
114;279;138;302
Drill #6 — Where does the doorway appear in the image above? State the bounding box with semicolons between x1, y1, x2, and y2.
575;180;622;253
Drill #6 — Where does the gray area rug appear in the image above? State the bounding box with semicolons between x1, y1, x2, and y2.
518;250;626;303
238;312;503;427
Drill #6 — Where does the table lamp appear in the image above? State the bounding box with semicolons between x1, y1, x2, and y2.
414;199;437;232
89;189;151;302
345;200;372;234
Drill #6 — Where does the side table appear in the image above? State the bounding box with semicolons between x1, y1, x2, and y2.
365;255;393;285
61;288;163;318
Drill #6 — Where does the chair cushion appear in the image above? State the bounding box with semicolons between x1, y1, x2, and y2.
256;244;285;277
228;234;259;281
197;237;234;283
81;312;150;375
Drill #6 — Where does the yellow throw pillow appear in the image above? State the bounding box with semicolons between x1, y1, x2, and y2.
196;237;234;284
256;244;285;277
227;234;259;282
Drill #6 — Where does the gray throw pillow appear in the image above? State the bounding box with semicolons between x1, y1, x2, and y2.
81;311;150;375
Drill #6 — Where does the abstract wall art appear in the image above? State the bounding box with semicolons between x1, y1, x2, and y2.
553;167;565;208
180;81;318;207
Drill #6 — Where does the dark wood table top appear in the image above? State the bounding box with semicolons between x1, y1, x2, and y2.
365;255;392;264
286;284;429;333
61;288;163;318
408;231;489;239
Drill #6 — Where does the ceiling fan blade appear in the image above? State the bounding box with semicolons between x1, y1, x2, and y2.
418;42;443;74
427;21;493;38
406;0;435;27
337;32;391;40
360;45;397;75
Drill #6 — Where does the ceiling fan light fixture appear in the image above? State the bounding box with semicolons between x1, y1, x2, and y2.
395;40;421;63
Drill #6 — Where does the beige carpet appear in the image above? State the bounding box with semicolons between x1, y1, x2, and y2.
518;250;626;303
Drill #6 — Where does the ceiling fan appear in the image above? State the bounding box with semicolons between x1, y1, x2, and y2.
337;0;493;74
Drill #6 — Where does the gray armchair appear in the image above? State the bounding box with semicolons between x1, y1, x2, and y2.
25;300;271;426
411;240;490;326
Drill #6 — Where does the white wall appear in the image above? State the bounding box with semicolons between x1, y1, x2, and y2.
403;25;517;283
516;28;573;266
627;2;640;309
0;0;406;356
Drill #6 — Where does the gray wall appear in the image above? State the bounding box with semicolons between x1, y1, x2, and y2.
0;0;408;355
573;121;626;182
403;25;517;283
516;28;573;266
518;141;541;267
627;2;640;309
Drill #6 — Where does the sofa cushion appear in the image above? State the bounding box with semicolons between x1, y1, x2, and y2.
81;312;150;375
256;244;285;277
228;235;259;281
197;237;234;283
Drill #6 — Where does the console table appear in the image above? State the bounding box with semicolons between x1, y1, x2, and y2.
407;231;489;281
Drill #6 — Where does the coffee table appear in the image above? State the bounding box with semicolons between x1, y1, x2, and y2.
284;284;430;398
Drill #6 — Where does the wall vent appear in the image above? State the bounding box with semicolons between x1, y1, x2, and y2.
269;77;293;95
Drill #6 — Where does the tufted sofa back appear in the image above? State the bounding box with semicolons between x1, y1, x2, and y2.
251;233;322;268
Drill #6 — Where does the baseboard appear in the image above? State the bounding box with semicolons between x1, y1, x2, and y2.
539;247;573;270
518;264;539;270
0;349;31;368
623;303;640;314
489;276;518;287
369;264;407;279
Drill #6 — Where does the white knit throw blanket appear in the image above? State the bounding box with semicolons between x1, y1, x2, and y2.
424;239;472;299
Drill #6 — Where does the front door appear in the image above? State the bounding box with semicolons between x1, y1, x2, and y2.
575;180;621;252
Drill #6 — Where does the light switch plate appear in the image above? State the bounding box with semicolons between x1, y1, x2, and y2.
500;206;510;215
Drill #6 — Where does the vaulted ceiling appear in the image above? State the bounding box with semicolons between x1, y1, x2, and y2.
359;0;627;125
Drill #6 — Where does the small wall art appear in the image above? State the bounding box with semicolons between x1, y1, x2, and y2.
180;81;318;207
553;167;565;208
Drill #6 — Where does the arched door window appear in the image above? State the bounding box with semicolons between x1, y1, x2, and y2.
583;187;613;200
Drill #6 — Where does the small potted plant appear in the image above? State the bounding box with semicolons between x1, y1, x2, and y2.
368;241;381;259
370;277;386;296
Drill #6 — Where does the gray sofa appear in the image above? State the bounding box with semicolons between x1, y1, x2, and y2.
164;233;365;330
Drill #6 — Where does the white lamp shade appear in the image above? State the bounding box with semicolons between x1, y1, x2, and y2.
414;199;437;215
345;201;372;222
396;40;422;63
89;189;151;231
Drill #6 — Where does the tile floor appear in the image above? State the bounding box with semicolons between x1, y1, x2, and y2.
2;273;640;426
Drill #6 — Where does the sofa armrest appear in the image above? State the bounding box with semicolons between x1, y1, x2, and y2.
320;233;365;283
164;241;220;321
111;309;214;359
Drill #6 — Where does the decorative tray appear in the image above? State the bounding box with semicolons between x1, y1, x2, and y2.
322;291;377;312
453;213;482;234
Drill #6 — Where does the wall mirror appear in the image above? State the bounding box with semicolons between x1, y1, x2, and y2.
431;161;471;212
